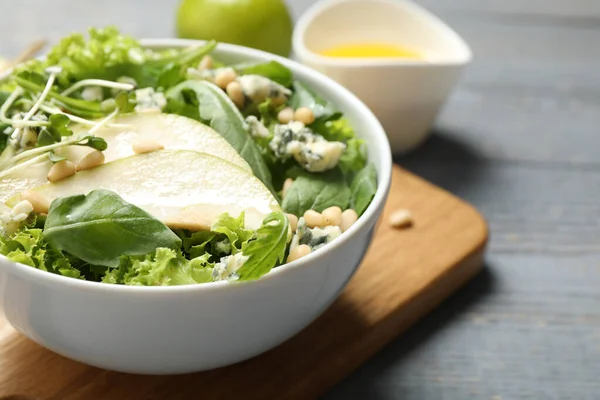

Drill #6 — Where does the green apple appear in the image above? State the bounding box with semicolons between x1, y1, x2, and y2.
23;150;280;231
176;0;294;57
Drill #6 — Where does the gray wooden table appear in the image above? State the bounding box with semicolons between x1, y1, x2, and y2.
2;0;599;398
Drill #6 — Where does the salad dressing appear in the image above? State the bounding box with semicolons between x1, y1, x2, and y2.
319;43;423;60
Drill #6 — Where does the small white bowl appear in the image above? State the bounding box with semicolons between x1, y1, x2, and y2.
0;39;392;374
293;0;472;154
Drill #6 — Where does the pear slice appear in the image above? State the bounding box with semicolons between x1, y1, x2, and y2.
20;150;279;231
57;112;251;171
0;112;251;204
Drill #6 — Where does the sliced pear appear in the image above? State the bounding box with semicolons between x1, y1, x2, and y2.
0;112;252;204
17;150;279;231
57;112;251;171
0;160;52;203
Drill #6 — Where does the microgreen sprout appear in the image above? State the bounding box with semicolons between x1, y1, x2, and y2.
60;79;136;97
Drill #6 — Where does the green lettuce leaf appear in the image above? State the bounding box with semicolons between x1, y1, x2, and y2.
236;212;289;281
0;227;83;279
338;138;367;173
313;117;357;142
102;248;213;286
211;212;254;254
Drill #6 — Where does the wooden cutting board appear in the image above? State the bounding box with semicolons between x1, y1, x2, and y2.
0;165;488;400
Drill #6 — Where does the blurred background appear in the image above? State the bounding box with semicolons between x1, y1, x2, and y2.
2;0;600;399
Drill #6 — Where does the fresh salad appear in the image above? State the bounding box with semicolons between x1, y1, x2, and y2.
0;27;377;286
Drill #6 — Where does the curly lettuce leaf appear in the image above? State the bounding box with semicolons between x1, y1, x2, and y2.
313;117;357;142
236;212;289;281
102;248;213;286
338;138;367;173
0;227;83;279
211;212;253;254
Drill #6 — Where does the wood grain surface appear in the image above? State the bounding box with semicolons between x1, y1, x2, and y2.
0;166;486;400
0;0;598;398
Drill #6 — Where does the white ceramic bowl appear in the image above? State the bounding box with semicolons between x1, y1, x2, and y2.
293;0;472;154
0;39;392;374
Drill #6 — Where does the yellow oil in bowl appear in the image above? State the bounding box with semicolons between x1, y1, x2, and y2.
319;42;423;59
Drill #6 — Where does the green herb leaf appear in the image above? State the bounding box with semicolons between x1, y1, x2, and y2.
37;128;61;147
43;189;182;267
289;81;341;123
166;80;275;194
236;212;289;281
234;61;293;87
350;163;378;216
102;248;213;286
339;138;367;173
114;91;136;113
48;151;67;164
76;134;108;151
282;169;351;216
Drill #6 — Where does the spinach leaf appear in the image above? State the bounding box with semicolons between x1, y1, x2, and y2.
236;212;289;281
350;163;378;216
234;61;293;87
282;169;351;216
289;81;341;122
43;189;181;268
166;80;275;194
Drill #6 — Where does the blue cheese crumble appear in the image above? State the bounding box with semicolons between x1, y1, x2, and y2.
246;116;271;138
212;252;249;281
269;121;346;172
134;87;166;112
237;75;291;105
290;217;343;252
0;200;33;237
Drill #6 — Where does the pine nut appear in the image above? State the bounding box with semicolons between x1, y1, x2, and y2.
287;244;311;263
11;200;33;216
278;107;294;124
304;209;325;228
47;160;76;182
286;213;298;232
282;178;294;198
322;206;342;226
294;107;315;125
132;139;164;154
389;209;413;229
340;209;358;232
226;81;245;108
76;150;105;171
214;68;237;89
198;55;213;70
20;190;50;213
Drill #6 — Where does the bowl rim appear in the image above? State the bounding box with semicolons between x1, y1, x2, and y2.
292;0;473;67
0;38;392;294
